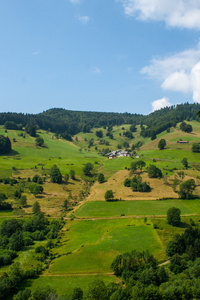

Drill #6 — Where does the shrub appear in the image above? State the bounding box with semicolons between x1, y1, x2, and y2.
105;190;114;201
49;165;62;183
167;207;181;226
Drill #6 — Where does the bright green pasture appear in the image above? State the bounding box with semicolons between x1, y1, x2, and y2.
104;157;132;171
138;148;200;163
0;129;104;175
28;275;117;296
75;200;197;218
49;218;163;274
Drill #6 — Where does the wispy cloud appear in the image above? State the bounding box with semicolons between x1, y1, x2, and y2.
141;43;200;103
151;97;172;112
78;15;90;24
31;51;40;56
92;67;101;74
118;0;200;29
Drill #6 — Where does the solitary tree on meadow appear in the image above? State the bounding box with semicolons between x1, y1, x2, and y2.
158;139;166;150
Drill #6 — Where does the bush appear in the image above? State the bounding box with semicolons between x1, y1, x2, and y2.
32;201;41;214
49;165;62;183
179;179;196;199
35;136;44;147
98;173;105;183
124;178;131;187
192;143;200;153
105;190;114;201
167;207;181;226
147;165;162;178
0;135;12;154
83;163;93;176
158;139;166;150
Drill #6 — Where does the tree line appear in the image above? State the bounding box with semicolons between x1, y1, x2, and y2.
1;103;200;139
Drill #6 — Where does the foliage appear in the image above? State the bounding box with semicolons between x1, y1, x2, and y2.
192;143;200;153
69;170;75;180
98;173;105;183
124;178;131;187
158;139;166;150
0;135;12;154
20;195;27;207
63;199;68;210
147;165;162;178
25;123;37;137
167;207;181;226
32;286;57;300
104;190;114;201
32;174;43;184
86;280;108;300
180;121;193;133
130;160;146;172
4;121;17;129
151;130;157;140
130;175;151;192
71;287;83;300
50;165;62;183
130;124;137;132
96;130;103;138
0;192;11;210
64;173;69;183
35;136;44;147
82;163;94;176
123;130;133;139
181;157;188;168
32;201;41;214
179;179;196;199
29;184;43;196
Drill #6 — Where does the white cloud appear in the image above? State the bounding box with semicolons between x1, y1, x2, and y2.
161;71;191;93
191;62;200;103
118;0;200;29
141;43;200;103
78;15;90;24
92;67;101;74
151;97;172;112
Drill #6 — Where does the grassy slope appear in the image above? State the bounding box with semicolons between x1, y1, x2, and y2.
1;121;200;296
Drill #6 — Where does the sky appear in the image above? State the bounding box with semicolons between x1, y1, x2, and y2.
0;0;200;115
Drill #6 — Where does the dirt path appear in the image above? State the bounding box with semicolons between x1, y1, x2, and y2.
64;213;200;221
40;272;115;277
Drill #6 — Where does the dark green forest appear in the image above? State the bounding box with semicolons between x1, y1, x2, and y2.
1;103;200;139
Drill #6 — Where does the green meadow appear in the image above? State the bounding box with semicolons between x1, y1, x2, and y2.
0;128;104;175
1;120;200;297
48;218;163;275
75;199;198;218
28;275;117;296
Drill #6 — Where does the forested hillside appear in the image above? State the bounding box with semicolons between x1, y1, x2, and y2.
0;103;200;138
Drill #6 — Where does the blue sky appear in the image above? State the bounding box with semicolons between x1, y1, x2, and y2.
0;0;200;115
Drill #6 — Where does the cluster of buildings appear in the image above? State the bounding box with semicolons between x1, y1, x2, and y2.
106;150;131;159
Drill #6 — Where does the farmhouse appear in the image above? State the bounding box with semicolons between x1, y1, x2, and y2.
106;150;131;158
177;141;189;144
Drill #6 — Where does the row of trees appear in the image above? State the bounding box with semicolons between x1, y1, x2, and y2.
1;103;200;139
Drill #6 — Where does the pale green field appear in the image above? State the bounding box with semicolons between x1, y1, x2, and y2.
48;218;163;275
28;275;117;296
75;200;196;218
0;128;105;175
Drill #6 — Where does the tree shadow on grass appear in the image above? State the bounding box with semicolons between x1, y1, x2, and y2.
2;149;19;156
